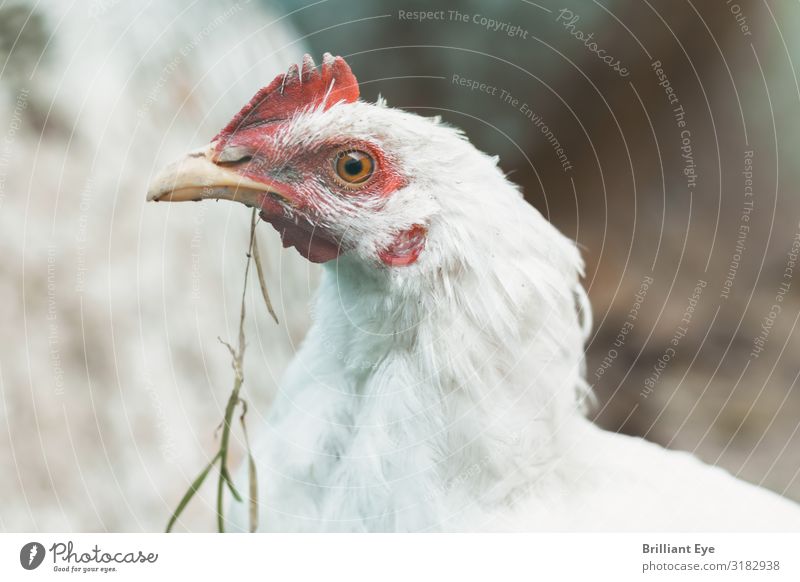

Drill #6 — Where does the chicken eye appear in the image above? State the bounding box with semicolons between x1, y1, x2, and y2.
334;150;374;185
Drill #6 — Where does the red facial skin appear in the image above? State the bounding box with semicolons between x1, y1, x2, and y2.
378;224;428;266
212;131;417;265
209;54;425;266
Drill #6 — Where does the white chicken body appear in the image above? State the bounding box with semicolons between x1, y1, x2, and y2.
224;99;800;532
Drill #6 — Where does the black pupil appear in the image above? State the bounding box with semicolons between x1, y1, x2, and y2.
344;156;363;176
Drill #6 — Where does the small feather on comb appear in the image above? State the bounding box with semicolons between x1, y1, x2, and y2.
215;53;359;142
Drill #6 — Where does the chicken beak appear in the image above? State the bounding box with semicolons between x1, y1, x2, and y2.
146;143;274;207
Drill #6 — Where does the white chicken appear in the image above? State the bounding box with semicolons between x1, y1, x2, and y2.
149;54;800;532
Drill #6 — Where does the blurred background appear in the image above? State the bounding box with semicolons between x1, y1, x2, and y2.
1;0;798;531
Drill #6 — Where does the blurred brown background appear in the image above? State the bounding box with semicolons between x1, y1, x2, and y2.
1;0;798;531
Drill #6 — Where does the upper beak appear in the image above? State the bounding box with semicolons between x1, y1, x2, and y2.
146;143;274;206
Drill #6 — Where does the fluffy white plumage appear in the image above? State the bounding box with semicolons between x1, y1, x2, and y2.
226;97;800;532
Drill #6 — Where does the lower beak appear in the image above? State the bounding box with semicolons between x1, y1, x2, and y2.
146;144;273;206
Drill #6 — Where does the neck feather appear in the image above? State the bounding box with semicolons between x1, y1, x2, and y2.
291;198;590;529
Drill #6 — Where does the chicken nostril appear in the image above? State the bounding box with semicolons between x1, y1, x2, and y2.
217;155;253;167
216;145;254;165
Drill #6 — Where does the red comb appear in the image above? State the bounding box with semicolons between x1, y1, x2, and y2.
215;53;359;141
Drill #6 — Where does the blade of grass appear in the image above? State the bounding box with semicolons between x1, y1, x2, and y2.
252;227;279;325
216;378;243;532
167;208;272;533
222;466;243;503
239;399;259;533
215;209;257;532
166;449;222;533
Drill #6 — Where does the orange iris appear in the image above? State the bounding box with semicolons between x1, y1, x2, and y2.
334;150;374;185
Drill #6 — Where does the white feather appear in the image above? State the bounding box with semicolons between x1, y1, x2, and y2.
231;98;800;532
